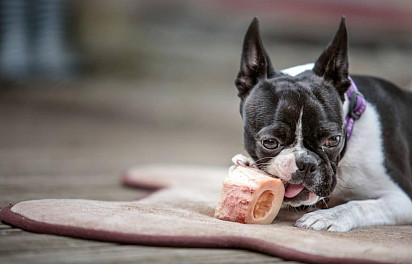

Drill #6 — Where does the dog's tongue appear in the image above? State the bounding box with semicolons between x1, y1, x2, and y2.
284;183;304;198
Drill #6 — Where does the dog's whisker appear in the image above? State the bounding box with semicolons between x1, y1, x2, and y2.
335;182;357;190
336;177;358;190
321;198;329;209
337;165;368;172
253;156;277;163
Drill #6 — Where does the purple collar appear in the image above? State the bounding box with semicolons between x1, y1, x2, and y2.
345;77;366;140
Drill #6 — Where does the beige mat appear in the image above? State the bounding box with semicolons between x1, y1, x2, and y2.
1;164;411;264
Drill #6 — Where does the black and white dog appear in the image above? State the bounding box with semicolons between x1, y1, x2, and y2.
233;17;412;231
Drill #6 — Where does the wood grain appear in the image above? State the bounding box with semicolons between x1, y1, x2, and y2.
0;82;299;264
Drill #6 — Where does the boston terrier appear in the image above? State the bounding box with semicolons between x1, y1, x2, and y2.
233;17;412;231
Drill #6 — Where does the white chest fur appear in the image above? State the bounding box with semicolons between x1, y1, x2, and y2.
335;100;397;200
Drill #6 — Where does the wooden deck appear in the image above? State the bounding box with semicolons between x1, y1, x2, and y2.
0;80;301;263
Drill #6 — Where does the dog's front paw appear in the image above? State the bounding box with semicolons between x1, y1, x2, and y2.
295;207;353;232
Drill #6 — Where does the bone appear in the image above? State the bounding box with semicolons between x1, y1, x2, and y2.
214;165;285;224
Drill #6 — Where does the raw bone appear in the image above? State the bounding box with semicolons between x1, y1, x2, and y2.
214;165;285;224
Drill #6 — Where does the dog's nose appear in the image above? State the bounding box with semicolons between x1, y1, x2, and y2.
296;155;318;176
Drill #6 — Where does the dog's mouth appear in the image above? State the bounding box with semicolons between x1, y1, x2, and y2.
281;181;318;206
284;182;305;198
259;165;321;206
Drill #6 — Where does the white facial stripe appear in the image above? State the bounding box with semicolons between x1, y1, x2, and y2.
265;152;297;181
295;108;304;149
266;109;305;181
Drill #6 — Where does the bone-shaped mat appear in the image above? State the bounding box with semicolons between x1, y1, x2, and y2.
1;164;411;264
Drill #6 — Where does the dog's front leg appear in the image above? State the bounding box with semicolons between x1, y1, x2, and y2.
295;193;412;232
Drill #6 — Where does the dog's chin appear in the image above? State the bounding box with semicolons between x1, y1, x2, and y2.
282;187;321;207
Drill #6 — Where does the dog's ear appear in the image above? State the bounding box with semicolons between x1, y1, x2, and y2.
313;17;350;95
235;17;275;99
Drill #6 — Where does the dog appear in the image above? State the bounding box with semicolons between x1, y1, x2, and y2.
232;17;412;232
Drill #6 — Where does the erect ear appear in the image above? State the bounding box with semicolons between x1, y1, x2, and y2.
235;17;275;99
313;17;350;95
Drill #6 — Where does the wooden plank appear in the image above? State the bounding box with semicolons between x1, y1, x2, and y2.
0;231;110;253
0;223;12;230
0;81;301;264
0;172;149;206
0;243;294;264
0;229;297;264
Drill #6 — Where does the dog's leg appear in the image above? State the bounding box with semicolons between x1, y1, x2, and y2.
295;192;412;232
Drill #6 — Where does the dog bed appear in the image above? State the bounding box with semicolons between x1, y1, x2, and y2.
1;164;411;264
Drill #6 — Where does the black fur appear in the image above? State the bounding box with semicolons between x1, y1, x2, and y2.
235;17;412;203
240;71;344;199
312;18;351;100
235;18;279;103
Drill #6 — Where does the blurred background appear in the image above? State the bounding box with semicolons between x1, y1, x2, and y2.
1;0;411;201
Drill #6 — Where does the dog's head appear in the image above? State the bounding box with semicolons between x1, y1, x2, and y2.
235;18;351;207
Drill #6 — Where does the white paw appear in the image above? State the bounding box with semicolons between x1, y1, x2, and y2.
231;154;254;167
295;207;353;232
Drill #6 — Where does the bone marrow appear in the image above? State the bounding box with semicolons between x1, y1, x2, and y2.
214;165;285;224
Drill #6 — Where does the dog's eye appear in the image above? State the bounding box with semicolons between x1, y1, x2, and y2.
324;135;341;148
261;138;279;150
